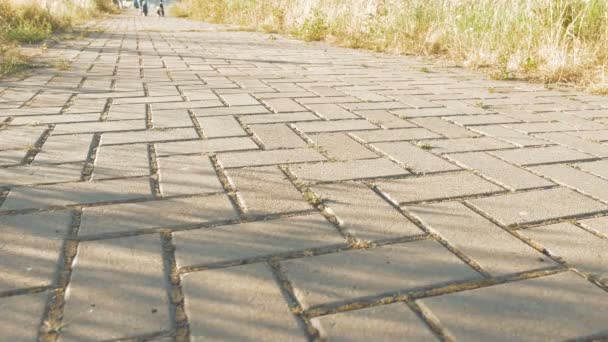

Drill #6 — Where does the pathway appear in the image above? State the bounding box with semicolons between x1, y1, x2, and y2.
1;12;608;342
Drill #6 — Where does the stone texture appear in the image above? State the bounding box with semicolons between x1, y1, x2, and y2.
578;216;608;237
410;117;479;138
530;164;608;203
282;240;481;308
407;202;552;275
174;213;345;267
93;144;150;180
0;211;72;292
355;109;416;128
377;172;503;204
183;263;308;341
0;163;84;187
471;125;547;147
373;142;461;173
536;132;608;157
157;154;223;196
490;146;595;166
290;158;408;183
313;182;423;241
227;166;312;216
0;292;49;341
295;119;377;133
419;137;514;154
420;272;608;341
60;235;171;341
155;137;259;157
1;177;152;211
218;148;325;168
313;303;438;342
447;152;553;190
522;223;608;281
309;133;378;160
467;187;607;226
352;128;441;143
80;195;237;236
199;116;246;138
305;103;359;120
249;123;307;149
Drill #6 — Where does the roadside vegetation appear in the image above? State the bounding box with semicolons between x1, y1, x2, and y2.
0;0;119;76
170;0;608;93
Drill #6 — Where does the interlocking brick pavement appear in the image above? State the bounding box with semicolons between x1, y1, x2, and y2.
1;11;608;341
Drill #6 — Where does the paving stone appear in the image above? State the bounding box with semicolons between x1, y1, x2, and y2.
282;240;481;308
263;98;307;112
151;109;193;128
309;133;377;160
291;158;408;183
219;93;260;106
569;129;608;142
295;119;377;133
158;154;223;196
0;211;72;291
52;120;145;134
341;101;407;111
33;134;93;165
193;105;270;117
227;166;312;216
578;216;608;237
539;111;607;130
80;195;237;236
446;114;519;126
467;187;607;226
101;127;199;145
447;152;553;190
93;144;149;180
296;96;360;104
391;95;441;109
11;113;101;125
522;223;608;281
113;95;183;105
419;272;608;341
155;137;258;157
505;122;574;133
0;162;84;187
407;202;551;275
313;182;422;241
312;303;438;342
0;149;27;166
352;128;441;143
0;292;49;341
183;263;307;341
490;146;595;166
1;177;152;211
392;107;459;118
372;142;460;173
217;148;325;168
354;109;416;128
199;116;246;138
305;103;359;120
566;109;608;119
377;172;503;204
471;125;547;147
249;123;306;149
530;164;608;203
175;213;344;266
410;117;479;138
420;137;514;154
535;132;608;157
239;112;320;124
60;235;170;341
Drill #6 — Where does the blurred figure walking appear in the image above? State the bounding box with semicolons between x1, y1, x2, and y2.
157;0;165;17
141;0;148;16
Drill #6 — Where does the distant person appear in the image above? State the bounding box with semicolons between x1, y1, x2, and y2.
133;0;139;8
141;0;148;16
157;0;165;17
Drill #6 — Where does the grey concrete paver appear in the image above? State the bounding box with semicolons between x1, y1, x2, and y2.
60;235;171;341
282;240;481;308
183;263;308;341
312;303;438;341
1;12;608;341
419;272;608;341
407;202;552;275
174;213;344;267
468;187;608;226
313;182;423;241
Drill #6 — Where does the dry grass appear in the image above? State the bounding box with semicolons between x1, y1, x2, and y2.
170;0;608;90
0;0;119;76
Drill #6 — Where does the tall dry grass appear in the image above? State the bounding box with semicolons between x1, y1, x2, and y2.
0;0;119;75
170;0;608;90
